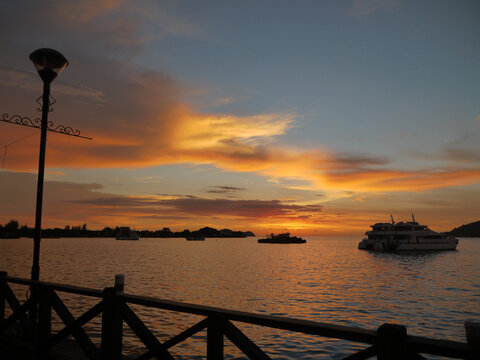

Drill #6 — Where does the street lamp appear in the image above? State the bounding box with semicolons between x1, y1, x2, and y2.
29;48;68;282
1;48;90;325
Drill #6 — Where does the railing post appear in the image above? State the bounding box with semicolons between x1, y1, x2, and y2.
115;274;125;295
37;287;52;356
377;323;407;360
101;274;125;360
0;271;7;324
207;315;224;360
465;319;480;360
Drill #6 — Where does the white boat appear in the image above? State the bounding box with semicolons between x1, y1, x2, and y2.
186;234;205;241
358;215;458;251
115;227;140;240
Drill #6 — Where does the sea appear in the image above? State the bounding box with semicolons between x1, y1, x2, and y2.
0;236;479;359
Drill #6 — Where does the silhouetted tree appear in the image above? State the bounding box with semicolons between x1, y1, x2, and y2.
4;220;19;232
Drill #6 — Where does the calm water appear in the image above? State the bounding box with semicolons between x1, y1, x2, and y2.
1;236;479;359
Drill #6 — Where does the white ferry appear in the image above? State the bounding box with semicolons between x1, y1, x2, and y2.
358;215;458;251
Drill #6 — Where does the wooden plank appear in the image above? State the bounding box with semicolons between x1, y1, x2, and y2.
342;345;377;360
207;316;224;360
124;293;377;344
407;335;469;359
4;276;471;359
162;318;209;349
0;298;31;335
136;318;209;360
101;287;123;360
50;290;99;360
221;319;271;360
4;282;34;336
377;324;407;360
46;300;103;349
0;271;7;322
409;352;427;360
37;287;53;356
7;276;103;298
122;303;173;360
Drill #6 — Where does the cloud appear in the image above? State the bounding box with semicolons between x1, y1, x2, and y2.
0;65;105;104
69;195;324;219
317;168;480;192
0;170;324;231
2;169;478;234
2;62;480;194
443;146;480;164
1;0;479;197
0;1;201;55
206;186;246;195
349;0;398;18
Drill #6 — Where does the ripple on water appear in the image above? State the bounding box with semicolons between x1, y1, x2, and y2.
0;237;478;358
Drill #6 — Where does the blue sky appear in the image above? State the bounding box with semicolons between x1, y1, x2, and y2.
136;1;480;164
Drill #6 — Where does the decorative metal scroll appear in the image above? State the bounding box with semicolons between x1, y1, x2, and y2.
36;94;56;113
1;113;92;140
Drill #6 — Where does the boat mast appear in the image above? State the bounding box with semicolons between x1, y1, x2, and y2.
390;214;395;224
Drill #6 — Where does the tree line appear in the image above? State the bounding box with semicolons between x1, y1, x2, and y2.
0;220;255;239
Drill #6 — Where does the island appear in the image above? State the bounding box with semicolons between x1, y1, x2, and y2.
0;220;255;239
447;221;480;238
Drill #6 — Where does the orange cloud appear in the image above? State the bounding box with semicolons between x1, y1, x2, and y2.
1;2;479;195
316;168;480;192
0;171;329;234
2;170;478;235
3;82;480;194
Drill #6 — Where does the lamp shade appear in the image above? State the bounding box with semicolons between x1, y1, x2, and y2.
29;48;68;83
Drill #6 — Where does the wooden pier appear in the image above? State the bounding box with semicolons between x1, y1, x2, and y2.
1;271;478;359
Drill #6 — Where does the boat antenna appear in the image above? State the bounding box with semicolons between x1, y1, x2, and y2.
390;214;395;224
412;213;416;223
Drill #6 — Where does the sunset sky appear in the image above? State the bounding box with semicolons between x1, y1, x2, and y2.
1;0;479;236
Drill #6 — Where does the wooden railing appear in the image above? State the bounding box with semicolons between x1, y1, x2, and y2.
0;271;478;360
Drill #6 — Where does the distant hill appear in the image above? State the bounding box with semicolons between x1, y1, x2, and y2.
194;227;255;238
0;219;255;239
447;221;480;237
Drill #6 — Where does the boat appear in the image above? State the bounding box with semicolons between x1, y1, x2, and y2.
115;227;140;240
358;215;458;251
186;234;205;241
258;232;306;244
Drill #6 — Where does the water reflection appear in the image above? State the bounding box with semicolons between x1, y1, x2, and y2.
0;237;478;359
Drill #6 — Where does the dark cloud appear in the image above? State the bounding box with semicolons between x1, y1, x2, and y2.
70;195;322;218
443;146;480;164
0;171;323;229
206;185;246;195
333;153;388;168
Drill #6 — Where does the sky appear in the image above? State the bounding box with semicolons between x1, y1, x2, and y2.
0;0;479;236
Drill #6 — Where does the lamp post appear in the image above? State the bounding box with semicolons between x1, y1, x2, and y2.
29;48;68;282
1;49;90;325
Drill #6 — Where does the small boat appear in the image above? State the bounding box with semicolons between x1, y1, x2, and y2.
115;227;140;240
186;234;205;241
258;232;306;244
358;215;458;251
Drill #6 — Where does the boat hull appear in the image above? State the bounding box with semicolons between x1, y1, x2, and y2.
115;236;139;240
258;238;306;244
358;239;457;251
115;227;139;240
